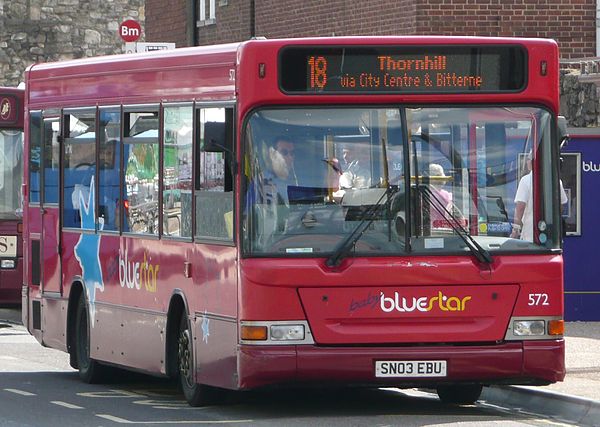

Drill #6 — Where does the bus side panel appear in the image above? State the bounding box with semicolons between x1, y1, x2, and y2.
41;206;61;295
41;296;68;351
192;243;239;389
92;236;167;373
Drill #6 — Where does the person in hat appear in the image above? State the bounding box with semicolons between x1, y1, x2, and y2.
425;163;454;229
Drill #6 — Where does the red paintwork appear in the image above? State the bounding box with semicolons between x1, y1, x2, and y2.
0;221;23;305
238;340;565;389
21;37;563;392
236;36;560;119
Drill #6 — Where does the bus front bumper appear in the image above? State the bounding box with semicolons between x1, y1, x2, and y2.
237;340;565;389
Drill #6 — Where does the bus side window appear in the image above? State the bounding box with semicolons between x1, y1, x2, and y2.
98;108;121;232
62;110;96;230
194;107;234;241
123;110;160;235
28;111;42;204
162;104;193;238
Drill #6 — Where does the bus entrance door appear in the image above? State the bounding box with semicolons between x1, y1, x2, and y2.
40;117;62;296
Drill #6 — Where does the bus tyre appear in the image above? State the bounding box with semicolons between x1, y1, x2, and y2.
177;313;223;406
75;294;102;383
436;384;483;405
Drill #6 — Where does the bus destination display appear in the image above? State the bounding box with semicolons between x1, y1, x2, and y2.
279;46;526;94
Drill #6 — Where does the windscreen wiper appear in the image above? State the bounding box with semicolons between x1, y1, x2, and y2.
325;186;397;268
418;185;493;264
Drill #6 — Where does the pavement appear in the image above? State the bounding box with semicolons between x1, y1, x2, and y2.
1;306;599;425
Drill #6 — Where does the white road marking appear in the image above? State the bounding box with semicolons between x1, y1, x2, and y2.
77;389;146;398
96;415;133;424
4;388;36;396
96;414;253;424
51;401;84;409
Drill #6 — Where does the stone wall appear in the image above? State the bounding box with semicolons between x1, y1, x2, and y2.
560;70;600;127
0;0;145;87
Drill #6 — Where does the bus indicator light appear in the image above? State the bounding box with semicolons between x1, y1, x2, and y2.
240;325;268;341
548;319;564;336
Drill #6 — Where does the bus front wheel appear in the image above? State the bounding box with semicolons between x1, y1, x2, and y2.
75;294;102;383
177;313;223;406
436;384;483;405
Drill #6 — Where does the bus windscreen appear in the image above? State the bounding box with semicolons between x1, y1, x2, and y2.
279;45;527;94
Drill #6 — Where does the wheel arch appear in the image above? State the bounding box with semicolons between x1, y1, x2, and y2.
66;277;85;369
165;289;189;378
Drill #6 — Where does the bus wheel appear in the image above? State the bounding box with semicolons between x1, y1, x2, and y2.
177;313;223;406
75;294;102;383
436;384;483;405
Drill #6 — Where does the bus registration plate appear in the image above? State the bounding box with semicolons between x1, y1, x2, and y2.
0;236;17;258
375;360;447;378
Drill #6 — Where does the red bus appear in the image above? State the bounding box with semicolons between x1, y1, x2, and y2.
0;87;24;305
22;37;566;406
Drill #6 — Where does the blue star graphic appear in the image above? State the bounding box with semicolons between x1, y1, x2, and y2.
201;311;210;343
74;176;104;325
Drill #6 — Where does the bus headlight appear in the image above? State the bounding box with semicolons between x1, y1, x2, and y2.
505;316;563;340
240;320;314;345
513;320;545;336
1;260;15;269
270;324;304;341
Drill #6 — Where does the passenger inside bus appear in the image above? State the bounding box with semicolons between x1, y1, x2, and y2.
423;163;467;230
511;151;568;241
262;135;299;205
424;163;458;230
339;144;372;190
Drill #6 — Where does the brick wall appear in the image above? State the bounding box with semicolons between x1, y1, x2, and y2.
196;1;254;46
255;0;416;38
146;0;189;47
415;0;596;59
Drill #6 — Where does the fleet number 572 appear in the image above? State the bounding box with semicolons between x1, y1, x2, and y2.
528;293;549;306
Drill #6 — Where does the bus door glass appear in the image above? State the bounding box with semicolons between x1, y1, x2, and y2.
41;115;61;294
0;127;23;219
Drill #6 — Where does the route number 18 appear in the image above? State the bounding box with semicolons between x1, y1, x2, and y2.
308;56;328;89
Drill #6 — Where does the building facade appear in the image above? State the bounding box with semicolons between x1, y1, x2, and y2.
146;0;596;59
0;0;145;86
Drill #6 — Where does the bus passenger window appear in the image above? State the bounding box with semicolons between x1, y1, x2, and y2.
63;110;96;230
123;110;159;235
194;107;234;241
43;116;60;205
98;108;121;232
163;104;193;238
28;111;42;204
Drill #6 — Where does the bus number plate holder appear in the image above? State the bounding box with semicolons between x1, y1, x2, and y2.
375;360;447;378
